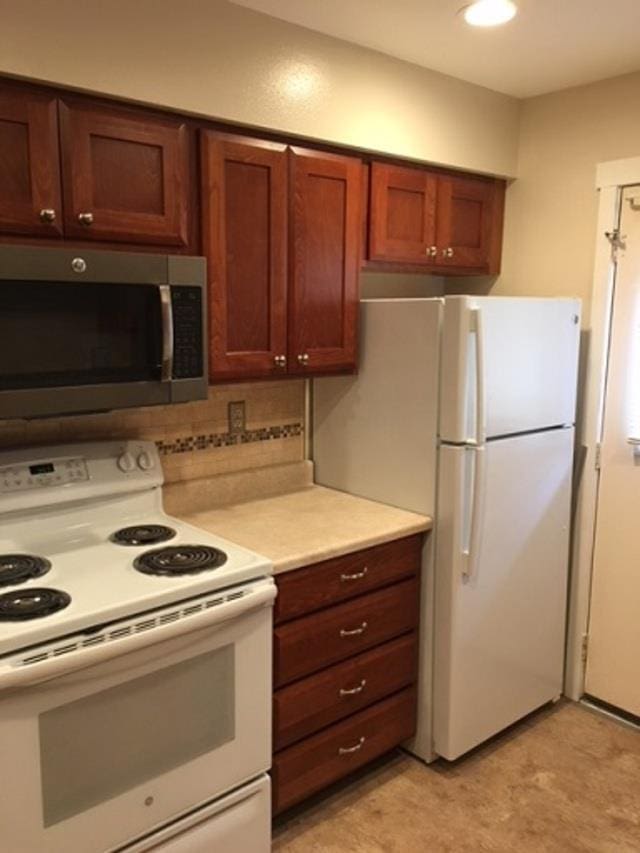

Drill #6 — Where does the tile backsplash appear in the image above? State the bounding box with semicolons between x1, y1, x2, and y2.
0;380;306;484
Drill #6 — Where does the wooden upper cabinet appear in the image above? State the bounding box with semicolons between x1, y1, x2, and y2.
201;132;288;380
436;174;504;272
59;100;189;246
367;161;506;274
288;147;361;375
369;162;437;264
0;89;62;237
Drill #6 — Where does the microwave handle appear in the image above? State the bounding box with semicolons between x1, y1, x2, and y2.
159;285;174;382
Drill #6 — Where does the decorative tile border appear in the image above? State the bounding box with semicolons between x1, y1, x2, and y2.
156;422;304;456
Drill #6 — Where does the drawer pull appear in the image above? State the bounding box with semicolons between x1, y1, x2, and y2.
340;567;368;582
340;621;368;638
338;736;366;755
339;679;367;697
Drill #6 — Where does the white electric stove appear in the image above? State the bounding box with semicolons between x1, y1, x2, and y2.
0;439;274;853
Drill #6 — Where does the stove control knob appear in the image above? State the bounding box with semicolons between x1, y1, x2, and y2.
117;452;136;473
137;451;155;471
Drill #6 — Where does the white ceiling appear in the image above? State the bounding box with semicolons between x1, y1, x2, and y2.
230;0;640;98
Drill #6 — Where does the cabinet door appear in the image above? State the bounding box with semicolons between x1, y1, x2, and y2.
59;101;189;246
288;148;361;374
369;162;437;264
201;132;288;381
0;88;62;237
436;175;505;272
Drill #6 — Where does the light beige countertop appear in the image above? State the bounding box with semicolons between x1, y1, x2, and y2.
164;463;431;575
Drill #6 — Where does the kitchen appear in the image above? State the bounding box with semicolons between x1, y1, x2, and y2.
0;0;638;851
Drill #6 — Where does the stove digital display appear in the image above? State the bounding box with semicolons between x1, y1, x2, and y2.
29;463;55;475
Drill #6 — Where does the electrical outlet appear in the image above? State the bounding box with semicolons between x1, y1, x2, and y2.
228;401;246;435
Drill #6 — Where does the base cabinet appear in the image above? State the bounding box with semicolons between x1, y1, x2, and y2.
271;534;422;815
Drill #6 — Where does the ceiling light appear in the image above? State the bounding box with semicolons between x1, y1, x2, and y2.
462;0;517;27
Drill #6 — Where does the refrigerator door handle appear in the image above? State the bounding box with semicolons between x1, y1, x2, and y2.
470;308;486;446
461;445;486;582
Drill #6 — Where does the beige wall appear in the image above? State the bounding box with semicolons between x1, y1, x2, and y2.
490;71;640;320
0;0;519;177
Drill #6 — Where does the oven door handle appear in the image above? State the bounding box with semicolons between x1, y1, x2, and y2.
0;580;276;694
159;284;174;382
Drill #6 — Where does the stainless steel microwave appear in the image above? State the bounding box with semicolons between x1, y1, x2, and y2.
0;245;207;419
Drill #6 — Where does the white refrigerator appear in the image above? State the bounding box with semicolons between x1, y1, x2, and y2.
313;295;581;762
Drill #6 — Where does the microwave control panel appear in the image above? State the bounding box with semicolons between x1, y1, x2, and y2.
0;457;89;493
172;287;204;380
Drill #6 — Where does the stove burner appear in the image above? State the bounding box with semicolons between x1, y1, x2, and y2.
111;525;177;547
134;545;227;577
0;587;71;621
0;554;51;588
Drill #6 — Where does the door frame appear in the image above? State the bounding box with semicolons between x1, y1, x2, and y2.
565;156;640;700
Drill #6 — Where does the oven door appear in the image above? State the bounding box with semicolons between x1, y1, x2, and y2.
0;579;274;853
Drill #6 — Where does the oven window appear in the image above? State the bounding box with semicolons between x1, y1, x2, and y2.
39;646;235;827
0;281;162;390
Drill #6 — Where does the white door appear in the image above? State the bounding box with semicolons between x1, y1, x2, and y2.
433;428;574;760
0;582;274;853
585;186;640;718
440;296;581;443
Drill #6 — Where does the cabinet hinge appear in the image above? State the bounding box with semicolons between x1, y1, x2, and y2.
581;633;589;664
594;443;602;471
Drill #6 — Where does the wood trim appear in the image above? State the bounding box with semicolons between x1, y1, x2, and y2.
274;632;417;750
200;131;288;380
287;146;361;375
0;87;63;237
272;687;417;814
275;534;422;624
59;98;190;246
274;577;419;687
487;179;506;275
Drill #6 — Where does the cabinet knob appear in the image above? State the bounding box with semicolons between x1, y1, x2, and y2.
274;355;287;368
443;247;454;258
39;208;56;223
297;353;309;366
78;212;94;225
426;245;437;257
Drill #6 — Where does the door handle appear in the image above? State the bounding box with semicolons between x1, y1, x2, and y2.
338;736;365;755
461;446;486;583
340;622;368;638
469;308;485;446
159;285;174;382
339;679;367;697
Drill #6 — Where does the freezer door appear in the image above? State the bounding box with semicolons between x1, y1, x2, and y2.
433;428;573;760
440;296;581;443
313;298;442;516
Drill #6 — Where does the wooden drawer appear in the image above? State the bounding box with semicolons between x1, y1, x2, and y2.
275;534;422;624
274;577;418;687
274;632;417;750
272;687;416;814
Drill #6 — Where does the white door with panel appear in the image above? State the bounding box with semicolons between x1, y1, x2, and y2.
434;427;574;760
585;186;640;718
440;296;581;442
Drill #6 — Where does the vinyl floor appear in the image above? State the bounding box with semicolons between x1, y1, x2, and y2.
273;701;640;852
